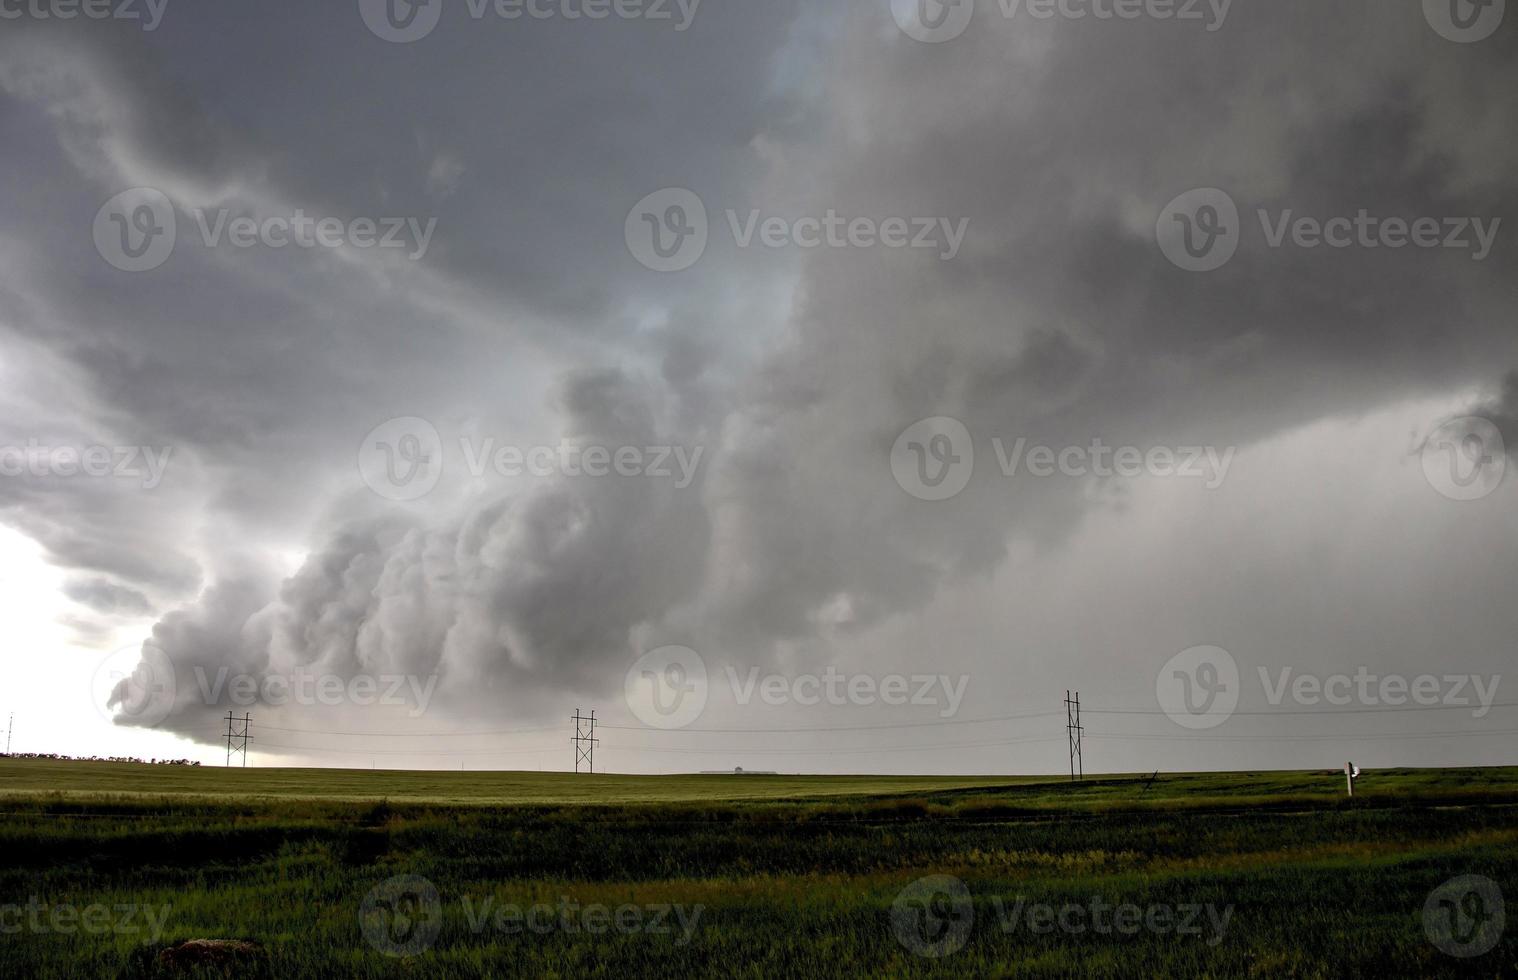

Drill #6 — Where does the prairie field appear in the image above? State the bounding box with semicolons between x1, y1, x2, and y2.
0;760;1514;977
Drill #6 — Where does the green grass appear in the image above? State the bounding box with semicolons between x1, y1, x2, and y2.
0;758;1050;804
0;760;1514;977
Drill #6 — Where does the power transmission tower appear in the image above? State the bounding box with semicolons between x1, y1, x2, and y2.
4;712;11;754
1065;691;1083;782
224;712;252;767
571;708;598;773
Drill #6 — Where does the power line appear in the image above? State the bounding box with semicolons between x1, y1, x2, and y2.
599;710;1063;734
1087;727;1518;742
612;735;1070;756
255;732;1073;759
255;738;1068;758
205;700;1518;745
246;712;1063;740
205;691;1518;772
253;726;1512;757
256;741;564;757
254;722;560;737
1087;703;1518;717
246;722;1512;765
241;708;1517;746
252;730;1070;759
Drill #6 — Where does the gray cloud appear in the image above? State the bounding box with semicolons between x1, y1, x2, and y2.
4;3;1516;768
61;577;154;617
1477;371;1518;457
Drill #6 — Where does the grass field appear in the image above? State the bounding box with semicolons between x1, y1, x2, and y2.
0;760;1044;804
1;760;1514;977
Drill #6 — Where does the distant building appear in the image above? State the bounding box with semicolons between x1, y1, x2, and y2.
695;767;777;776
699;767;778;775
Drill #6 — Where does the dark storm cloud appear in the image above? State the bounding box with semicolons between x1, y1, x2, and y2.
4;2;1515;766
0;4;803;623
685;0;1518;644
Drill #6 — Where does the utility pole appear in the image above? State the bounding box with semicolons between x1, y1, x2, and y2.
571;708;598;774
224;713;252;767
1065;691;1084;782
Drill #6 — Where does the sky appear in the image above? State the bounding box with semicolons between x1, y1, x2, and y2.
0;0;1514;775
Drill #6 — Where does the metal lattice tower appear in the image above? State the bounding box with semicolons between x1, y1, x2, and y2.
224;712;252;767
1065;691;1084;782
571;708;599;773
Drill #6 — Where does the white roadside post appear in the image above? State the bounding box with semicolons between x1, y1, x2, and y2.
1344;762;1362;797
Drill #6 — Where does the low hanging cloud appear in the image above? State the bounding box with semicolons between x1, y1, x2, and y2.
117;368;715;735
